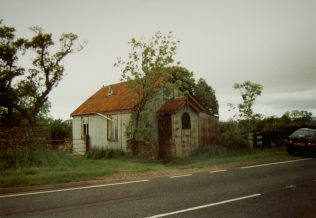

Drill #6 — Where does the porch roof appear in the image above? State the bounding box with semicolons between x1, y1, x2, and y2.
158;94;208;114
158;97;187;113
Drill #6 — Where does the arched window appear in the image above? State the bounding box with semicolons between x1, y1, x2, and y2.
182;112;191;129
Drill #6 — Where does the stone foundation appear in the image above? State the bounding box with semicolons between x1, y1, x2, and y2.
128;140;158;160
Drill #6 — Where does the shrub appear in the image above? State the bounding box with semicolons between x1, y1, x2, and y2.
218;121;250;149
86;147;125;160
218;131;249;149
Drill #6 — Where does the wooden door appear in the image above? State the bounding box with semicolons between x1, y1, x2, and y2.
158;114;172;158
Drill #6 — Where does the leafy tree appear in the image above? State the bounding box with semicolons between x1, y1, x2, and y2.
283;110;312;126
231;80;263;138
50;118;72;140
115;31;179;142
164;67;218;115
164;66;195;91
0;20;84;125
194;78;218;115
233;80;263;121
115;31;219;149
0;20;26;125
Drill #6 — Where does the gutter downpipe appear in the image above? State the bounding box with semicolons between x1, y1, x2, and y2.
96;113;113;120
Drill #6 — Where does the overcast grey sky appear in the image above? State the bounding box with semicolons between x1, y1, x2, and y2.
1;0;316;120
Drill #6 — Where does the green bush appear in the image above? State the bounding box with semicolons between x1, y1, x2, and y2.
218;131;249;149
218;121;250;149
85;147;125;160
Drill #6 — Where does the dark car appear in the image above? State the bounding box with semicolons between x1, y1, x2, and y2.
286;128;316;156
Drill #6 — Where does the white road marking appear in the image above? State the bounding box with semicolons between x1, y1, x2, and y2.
210;169;227;174
0;179;149;198
170;174;192;179
240;158;313;169
1;158;312;199
147;193;261;218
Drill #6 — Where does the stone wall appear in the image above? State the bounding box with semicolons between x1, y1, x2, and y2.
0;126;51;149
128;140;158;160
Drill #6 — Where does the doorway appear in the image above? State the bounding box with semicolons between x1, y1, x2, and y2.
158;114;172;158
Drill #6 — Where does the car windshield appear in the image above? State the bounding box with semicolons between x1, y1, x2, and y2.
290;129;314;138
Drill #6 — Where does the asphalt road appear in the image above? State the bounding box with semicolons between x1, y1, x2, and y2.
1;158;316;218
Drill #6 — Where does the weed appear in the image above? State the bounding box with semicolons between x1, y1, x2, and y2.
0;139;73;171
168;145;287;168
86;147;125;159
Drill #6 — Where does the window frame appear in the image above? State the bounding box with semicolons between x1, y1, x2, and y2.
107;116;118;141
81;117;89;138
83;123;89;136
181;112;191;130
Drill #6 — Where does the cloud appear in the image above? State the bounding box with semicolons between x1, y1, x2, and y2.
257;89;316;111
218;88;316;120
2;0;316;121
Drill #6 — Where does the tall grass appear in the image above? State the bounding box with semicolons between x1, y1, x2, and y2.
0;139;60;170
0;141;160;187
0;150;113;187
169;145;288;168
86;147;125;159
0;140;289;187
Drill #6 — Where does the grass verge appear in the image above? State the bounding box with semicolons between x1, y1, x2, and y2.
0;145;291;187
168;145;290;168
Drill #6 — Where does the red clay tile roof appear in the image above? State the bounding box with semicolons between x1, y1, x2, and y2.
158;97;186;113
71;78;209;116
71;82;136;116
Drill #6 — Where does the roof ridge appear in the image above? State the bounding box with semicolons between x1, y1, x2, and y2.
102;80;128;88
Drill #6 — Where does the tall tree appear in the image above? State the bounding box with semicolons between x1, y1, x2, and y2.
0;21;84;125
164;67;218;115
0;20;26;124
164;66;195;92
115;31;179;142
233;80;263;121
232;80;263;137
194;78;218;115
